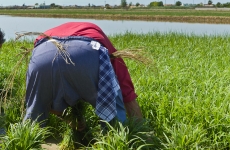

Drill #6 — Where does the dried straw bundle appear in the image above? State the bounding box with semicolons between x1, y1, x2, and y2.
110;48;151;65
15;32;51;41
16;32;75;65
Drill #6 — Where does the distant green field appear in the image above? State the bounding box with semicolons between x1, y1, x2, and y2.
1;8;230;17
1;32;230;149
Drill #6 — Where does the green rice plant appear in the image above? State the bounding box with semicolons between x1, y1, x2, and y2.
57;103;100;149
0;40;32;117
111;32;230;148
0;119;51;150
45;113;68;142
162;123;209;149
123;118;161;148
87;121;154;150
2;98;22;128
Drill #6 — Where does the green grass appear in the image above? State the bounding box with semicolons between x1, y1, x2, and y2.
111;32;230;149
0;39;33;126
0;120;51;150
1;32;230;149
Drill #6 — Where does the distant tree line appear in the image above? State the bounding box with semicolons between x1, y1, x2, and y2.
216;2;230;7
4;0;230;10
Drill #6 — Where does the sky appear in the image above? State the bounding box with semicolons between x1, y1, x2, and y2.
0;0;229;6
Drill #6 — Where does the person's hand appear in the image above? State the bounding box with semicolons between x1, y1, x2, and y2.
77;117;86;131
124;99;143;122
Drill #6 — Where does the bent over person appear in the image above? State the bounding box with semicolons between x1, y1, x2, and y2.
23;22;143;129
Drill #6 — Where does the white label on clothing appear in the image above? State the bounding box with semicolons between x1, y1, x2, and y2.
90;41;101;50
47;39;58;42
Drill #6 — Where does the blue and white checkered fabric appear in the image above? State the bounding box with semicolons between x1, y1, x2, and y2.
96;46;118;122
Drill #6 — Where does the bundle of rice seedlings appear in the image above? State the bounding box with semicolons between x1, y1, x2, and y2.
89;121;154;150
58;123;86;150
58;125;76;150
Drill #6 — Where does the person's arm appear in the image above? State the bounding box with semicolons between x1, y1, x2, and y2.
89;25;143;120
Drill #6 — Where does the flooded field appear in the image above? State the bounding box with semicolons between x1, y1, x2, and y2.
1;15;230;41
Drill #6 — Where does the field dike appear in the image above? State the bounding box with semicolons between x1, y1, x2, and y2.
2;13;230;24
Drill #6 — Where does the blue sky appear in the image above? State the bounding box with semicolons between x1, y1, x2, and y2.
0;0;229;6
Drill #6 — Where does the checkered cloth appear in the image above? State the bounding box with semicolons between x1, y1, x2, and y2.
96;45;118;122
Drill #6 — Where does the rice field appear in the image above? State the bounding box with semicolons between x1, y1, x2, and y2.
1;32;230;149
1;9;230;17
1;9;230;23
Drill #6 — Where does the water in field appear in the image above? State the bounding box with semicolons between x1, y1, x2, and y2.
1;15;230;41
